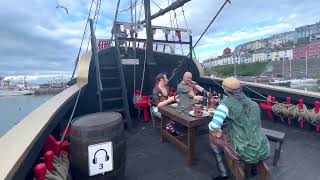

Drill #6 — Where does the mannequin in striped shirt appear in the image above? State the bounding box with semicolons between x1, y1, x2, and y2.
208;77;270;180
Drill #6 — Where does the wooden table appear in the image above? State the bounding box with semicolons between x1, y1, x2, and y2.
158;105;211;166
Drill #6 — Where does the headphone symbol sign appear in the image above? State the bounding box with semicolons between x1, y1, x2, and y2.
92;149;110;165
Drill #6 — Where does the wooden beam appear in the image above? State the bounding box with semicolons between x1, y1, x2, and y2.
118;37;190;45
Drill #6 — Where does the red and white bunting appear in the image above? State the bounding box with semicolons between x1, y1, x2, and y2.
175;30;182;42
161;28;170;41
130;29;134;38
165;33;168;41
97;40;111;49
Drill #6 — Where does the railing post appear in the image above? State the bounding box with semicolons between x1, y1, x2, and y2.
34;163;46;180
266;96;274;121
44;151;54;172
298;99;306;128
315;101;320;132
286;97;292;125
89;19;103;112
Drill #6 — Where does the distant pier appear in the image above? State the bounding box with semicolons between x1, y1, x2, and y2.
34;88;65;95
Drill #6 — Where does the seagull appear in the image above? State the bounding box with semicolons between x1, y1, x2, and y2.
56;5;69;14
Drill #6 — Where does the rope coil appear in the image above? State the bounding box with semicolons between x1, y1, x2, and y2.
308;109;320;125
272;103;320;125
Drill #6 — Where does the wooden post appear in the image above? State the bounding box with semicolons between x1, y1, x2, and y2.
44;151;54;172
189;34;193;60
34;163;46;180
89;19;103;112
266;96;274;121
314;101;320;132
286;97;292;124
144;0;156;65
298;99;305;128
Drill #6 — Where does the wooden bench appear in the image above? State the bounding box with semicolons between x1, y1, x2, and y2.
261;128;286;166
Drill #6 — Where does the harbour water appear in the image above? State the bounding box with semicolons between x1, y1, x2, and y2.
0;94;53;137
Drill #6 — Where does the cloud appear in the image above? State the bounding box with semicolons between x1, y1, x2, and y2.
0;0;116;74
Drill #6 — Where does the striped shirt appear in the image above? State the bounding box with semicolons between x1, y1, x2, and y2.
208;103;229;131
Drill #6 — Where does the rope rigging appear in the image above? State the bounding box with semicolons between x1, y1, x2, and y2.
86;0;102;52
168;0;175;48
172;7;184;55
70;0;96;80
192;0;230;50
130;0;137;93
181;6;189;30
151;0;162;10
138;0;144;22
119;0;140;13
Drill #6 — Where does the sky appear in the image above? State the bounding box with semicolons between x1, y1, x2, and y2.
0;0;319;75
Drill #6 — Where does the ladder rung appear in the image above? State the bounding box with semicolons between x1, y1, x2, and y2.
102;87;122;91
100;66;117;70
101;77;119;80
103;97;123;102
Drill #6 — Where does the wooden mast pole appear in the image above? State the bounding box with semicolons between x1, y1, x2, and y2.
144;0;156;65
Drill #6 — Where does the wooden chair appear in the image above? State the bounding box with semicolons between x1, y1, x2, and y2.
148;96;161;128
225;155;269;180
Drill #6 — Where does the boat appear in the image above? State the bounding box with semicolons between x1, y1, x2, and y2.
0;76;36;96
1;0;320;180
290;78;319;85
290;50;319;86
269;79;291;86
0;89;35;96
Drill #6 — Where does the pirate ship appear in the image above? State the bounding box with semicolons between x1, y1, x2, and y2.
1;0;320;180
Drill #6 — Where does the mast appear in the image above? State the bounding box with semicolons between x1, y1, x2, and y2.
289;57;292;78
144;0;156;65
282;57;285;78
130;0;136;56
139;0;191;24
305;49;308;78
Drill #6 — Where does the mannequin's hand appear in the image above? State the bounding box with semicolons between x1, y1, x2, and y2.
194;95;203;102
210;129;222;138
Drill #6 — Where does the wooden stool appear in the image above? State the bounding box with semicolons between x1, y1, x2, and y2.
225;155;269;180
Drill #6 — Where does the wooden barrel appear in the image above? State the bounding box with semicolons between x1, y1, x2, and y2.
70;112;126;180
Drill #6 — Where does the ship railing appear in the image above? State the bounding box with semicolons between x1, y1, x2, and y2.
0;49;91;180
0;84;83;180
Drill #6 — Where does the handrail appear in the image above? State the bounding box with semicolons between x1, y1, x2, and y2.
0;84;82;180
200;76;320;99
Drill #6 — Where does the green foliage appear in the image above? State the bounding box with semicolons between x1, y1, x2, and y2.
209;62;268;77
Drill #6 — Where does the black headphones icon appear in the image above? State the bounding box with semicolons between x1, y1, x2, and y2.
92;149;109;164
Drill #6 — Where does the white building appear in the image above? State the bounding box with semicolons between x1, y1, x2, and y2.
252;40;267;50
310;33;320;42
252;51;268;62
240;54;253;64
271;49;293;61
203;59;214;69
270;35;283;47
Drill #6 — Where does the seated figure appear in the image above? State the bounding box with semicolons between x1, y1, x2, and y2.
151;73;179;136
209;77;270;180
176;71;209;111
